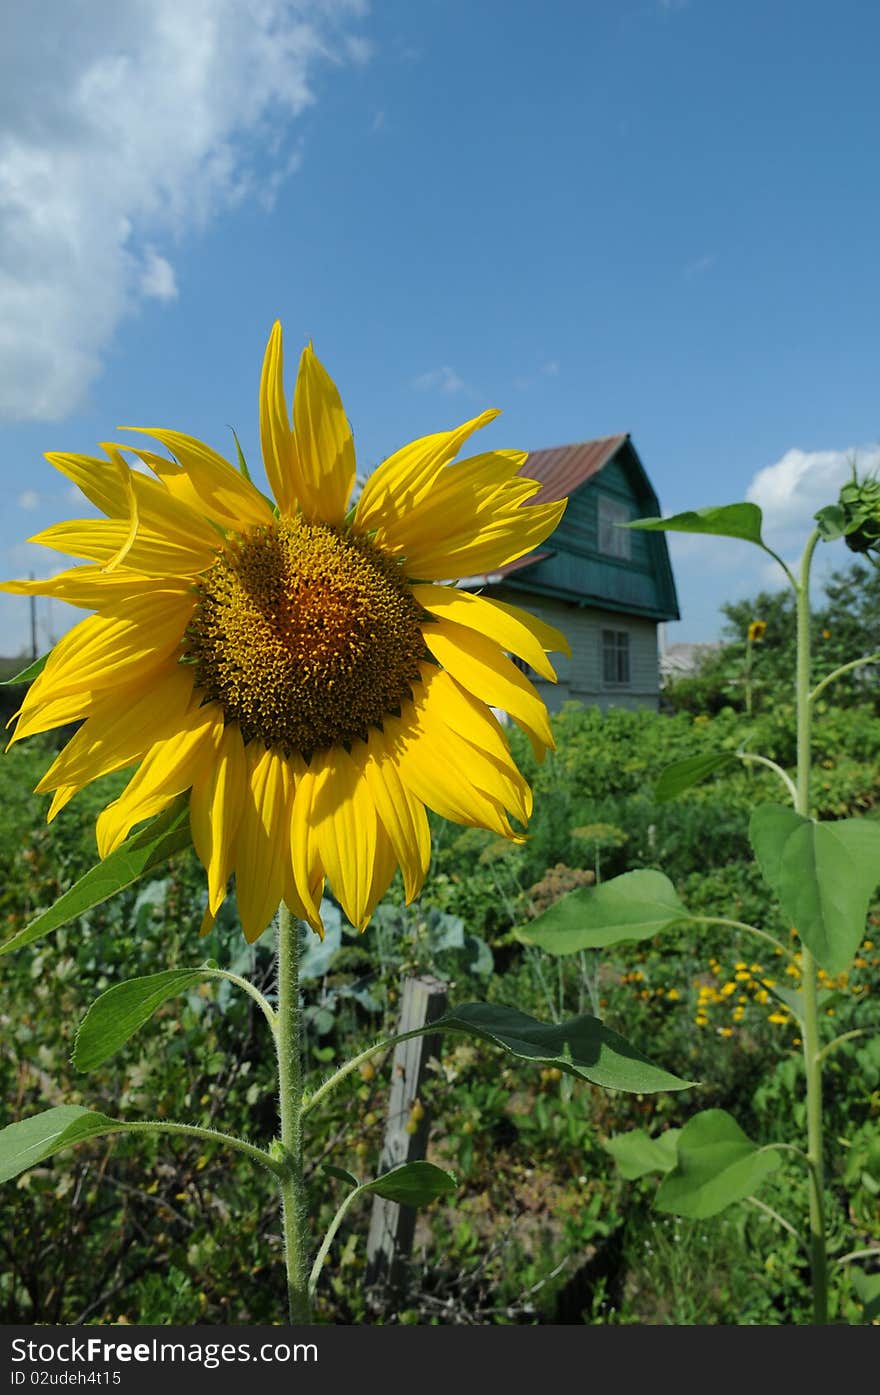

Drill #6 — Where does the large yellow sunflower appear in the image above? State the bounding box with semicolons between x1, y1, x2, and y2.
4;324;569;941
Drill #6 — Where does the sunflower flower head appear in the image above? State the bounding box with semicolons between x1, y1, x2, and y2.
4;324;570;944
747;619;767;643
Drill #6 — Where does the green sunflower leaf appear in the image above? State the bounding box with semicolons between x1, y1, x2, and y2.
73;968;212;1071
626;502;765;546
323;1164;360;1188
814;504;846;542
363;1161;457;1206
654;751;738;802
0;797;193;958
0;1106;128;1184
749;804;880;974
655;1109;781;1218
604;1128;681;1180
851;1267;880;1322
514;870;689;954
430;1002;693;1094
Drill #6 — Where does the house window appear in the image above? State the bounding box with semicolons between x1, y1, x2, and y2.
511;654;538;680
597;494;631;559
602;629;630;686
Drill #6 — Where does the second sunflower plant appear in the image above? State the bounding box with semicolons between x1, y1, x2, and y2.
0;324;689;1322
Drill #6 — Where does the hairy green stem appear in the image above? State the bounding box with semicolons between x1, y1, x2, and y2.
686;915;797;962
760;542;799;592
211;968;277;1032
737;752;799;805
308;1186;363;1296
746;1195;809;1254
121;1120;281;1175
816;1028;873;1064
796;528;828;1325
276;903;311;1324
809;650;880;705
303;1024;437;1117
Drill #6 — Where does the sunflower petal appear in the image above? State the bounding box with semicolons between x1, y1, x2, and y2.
120;434;273;529
96;700;222;856
35;664;196;811
47;448;224;554
424;617;554;758
362;821;398;929
413;673;532;825
233;743;291;943
413;584;566;681
259;321;299;515
354;410;500;535
417;667;532;820
1;567;173;610
28;592;193;703
402;498;566;580
30;519;215;576
386;703;523;841
293;343;356;524
289;758;326;936
310;747;379;931
190;721;248;919
355;729;431;903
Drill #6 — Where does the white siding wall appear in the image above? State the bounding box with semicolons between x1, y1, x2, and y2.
493;590;660;714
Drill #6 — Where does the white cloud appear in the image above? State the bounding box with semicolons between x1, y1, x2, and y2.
0;0;369;422
140;249;178;303
746;444;880;542
414;365;466;394
17;490;41;511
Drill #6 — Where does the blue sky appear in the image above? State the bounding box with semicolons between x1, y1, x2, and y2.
2;0;878;658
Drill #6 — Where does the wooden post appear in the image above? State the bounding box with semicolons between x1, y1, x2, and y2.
365;974;448;1298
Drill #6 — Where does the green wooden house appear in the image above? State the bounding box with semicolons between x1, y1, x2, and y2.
460;434;680;712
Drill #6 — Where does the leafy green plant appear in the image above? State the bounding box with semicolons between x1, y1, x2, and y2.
521;494;880;1324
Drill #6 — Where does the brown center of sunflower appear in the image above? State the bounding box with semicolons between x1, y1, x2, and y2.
185;518;429;756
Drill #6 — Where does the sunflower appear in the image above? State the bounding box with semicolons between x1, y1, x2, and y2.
4;324;569;941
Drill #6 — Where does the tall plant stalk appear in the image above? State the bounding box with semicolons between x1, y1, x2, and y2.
795;528;827;1324
276;902;312;1324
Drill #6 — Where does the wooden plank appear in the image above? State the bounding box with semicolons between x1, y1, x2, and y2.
365;974;448;1297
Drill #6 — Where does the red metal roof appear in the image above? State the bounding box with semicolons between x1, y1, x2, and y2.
520;434;628;503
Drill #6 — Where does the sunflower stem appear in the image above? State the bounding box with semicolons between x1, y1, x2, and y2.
796;528;828;1326
276;902;312;1324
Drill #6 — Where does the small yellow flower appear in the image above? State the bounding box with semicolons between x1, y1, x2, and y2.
720;982;737;998
718;1027;733;1038
747;620;767;642
768;1011;790;1025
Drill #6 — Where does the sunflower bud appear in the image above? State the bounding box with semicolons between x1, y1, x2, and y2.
817;472;880;554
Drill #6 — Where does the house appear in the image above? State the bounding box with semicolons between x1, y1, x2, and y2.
459;434;680;713
659;640;721;686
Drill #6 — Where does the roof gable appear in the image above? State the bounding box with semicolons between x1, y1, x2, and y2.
459;434;680;622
